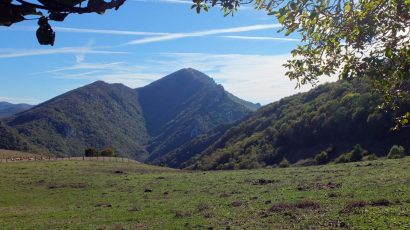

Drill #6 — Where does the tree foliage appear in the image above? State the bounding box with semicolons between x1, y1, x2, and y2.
182;78;410;170
195;0;410;127
387;145;406;159
100;147;117;157
84;147;98;157
0;0;126;45
314;151;328;165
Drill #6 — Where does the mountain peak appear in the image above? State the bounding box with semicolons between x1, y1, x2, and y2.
159;68;215;85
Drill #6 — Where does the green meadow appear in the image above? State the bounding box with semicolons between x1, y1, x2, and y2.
0;158;409;229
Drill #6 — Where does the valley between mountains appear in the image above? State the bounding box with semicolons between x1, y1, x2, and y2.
0;68;409;169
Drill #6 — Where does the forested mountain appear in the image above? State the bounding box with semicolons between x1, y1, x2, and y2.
139;68;259;163
158;79;410;170
4;81;150;160
0;69;258;160
0;122;39;153
0;102;33;118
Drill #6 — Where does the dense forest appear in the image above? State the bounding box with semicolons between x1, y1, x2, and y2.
155;78;410;170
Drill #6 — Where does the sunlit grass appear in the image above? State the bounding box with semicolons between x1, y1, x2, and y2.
0;158;409;229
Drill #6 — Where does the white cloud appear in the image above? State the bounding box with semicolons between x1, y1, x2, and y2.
49;52;337;105
45;61;163;87
152;52;324;104
221;35;298;42
53;27;170;36
5;26;170;36
125;24;282;45
0;96;39;104
0;47;126;58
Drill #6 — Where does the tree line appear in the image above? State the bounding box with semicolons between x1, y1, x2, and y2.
84;147;118;157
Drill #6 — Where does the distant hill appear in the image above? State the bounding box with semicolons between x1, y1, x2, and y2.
0;102;33;118
0;69;258;160
163;79;410;170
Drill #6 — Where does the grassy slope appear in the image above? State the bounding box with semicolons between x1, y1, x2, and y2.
0;158;409;229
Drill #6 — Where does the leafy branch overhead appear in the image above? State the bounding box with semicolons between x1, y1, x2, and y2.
194;0;410;128
0;0;126;45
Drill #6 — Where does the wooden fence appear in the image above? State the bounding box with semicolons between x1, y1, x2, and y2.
0;156;139;164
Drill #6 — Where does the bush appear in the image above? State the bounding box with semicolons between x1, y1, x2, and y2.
279;158;290;168
335;153;351;164
314;151;328;165
350;144;365;162
335;144;367;163
387;145;406;159
362;153;378;161
84;148;98;157
294;158;316;167
100;147;117;157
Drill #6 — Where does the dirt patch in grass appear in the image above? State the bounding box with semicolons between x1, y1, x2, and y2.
252;179;279;185
230;200;245;207
196;203;213;218
197;203;210;212
297;182;342;191
294;200;321;209
47;182;89;189
269;203;295;213
340;198;393;214
220;192;231;198
269;200;321;213
327;192;340;198
114;170;126;174
175;210;192;218
339;200;367;214
128;204;141;212
95;202;112;208
370;199;391;206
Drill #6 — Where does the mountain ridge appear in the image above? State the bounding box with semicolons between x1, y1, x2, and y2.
0;68;258;161
0;102;33;118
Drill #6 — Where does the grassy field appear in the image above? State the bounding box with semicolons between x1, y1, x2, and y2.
0;158;409;229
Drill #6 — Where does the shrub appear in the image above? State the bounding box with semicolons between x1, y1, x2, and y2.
294;158;316;167
387;145;406;159
84;148;98;157
334;153;351;164
100;147;117;157
335;145;368;163
350;144;365;162
279;158;290;168
314;151;328;165
362;153;378;161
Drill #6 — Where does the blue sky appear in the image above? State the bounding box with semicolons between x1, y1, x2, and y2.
0;0;334;105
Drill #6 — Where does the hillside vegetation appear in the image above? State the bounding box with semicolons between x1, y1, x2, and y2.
162;79;410;170
141;68;256;164
0;69;257;160
0;158;408;229
4;81;150;160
